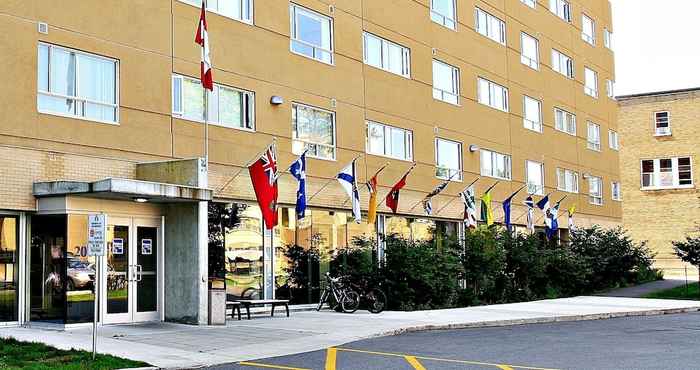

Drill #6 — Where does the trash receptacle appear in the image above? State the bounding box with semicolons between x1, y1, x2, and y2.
208;278;226;325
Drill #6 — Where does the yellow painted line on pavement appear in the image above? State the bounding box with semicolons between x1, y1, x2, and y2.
238;361;310;370
325;347;338;370
337;347;560;370
404;355;427;370
498;366;515;370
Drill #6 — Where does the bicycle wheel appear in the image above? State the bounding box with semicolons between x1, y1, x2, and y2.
366;288;387;314
317;289;329;311
341;290;360;313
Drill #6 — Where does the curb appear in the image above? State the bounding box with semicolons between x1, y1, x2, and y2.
367;306;700;339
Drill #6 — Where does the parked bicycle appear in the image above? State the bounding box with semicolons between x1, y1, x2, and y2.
317;272;360;313
350;279;387;314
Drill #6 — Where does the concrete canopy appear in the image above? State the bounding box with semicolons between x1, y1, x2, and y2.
33;178;212;203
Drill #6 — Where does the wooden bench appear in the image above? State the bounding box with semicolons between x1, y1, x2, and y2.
235;299;290;320
225;301;242;320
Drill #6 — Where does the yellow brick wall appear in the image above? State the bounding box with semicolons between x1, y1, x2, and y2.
618;90;700;277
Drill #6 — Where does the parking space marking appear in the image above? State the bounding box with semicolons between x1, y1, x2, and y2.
238;361;310;370
404;355;427;370
325;347;337;370
336;347;560;370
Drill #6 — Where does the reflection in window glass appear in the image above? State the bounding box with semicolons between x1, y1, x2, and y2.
290;4;334;64
0;217;18;322
30;215;68;323
292;103;336;160
436;138;462;180
225;203;264;300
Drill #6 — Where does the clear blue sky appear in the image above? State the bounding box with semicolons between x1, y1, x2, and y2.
611;0;700;95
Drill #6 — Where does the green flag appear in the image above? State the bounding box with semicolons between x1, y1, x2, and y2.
480;189;494;226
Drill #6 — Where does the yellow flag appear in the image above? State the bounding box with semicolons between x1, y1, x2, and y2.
480;190;494;226
367;175;378;224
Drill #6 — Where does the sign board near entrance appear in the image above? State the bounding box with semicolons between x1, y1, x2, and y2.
87;214;107;256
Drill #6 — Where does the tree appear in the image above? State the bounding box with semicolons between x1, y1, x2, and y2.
673;228;700;296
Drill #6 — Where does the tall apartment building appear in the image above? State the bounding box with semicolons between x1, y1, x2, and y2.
618;88;700;277
0;0;618;327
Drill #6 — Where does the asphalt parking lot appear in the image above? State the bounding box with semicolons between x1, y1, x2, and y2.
209;312;700;370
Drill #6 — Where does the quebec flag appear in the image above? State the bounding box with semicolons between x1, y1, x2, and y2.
289;151;307;219
337;159;362;223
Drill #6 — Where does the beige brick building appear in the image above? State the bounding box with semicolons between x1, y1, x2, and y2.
618;88;700;277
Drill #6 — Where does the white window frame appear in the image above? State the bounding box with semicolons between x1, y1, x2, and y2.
291;103;337;161
588;175;603;205
654;111;671;136
179;0;253;25
606;79;615;99
475;7;506;45
556;168;579;193
584;67;598;98
480;149;512;180
520;32;539;70
477;77;509;112
435;138;463;181
362;32;411;78
37;42;119;125
171;74;255;131
604;28;613;49
551;49;574;78
587;122;601;152
521;0;536;9
609;130;619;151
432;59;460;105
611;181;622;201
641;157;694;190
430;0;457;30
549;0;571;22
554;107;576;135
523;95;543;133
526;160;545;195
581;14;595;45
366;121;414;161
290;3;334;65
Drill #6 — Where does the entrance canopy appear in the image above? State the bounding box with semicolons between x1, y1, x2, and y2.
33;178;212;203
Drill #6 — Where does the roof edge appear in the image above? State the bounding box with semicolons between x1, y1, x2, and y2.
617;86;700;100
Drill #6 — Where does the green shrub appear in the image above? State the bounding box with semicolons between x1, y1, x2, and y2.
673;227;700;294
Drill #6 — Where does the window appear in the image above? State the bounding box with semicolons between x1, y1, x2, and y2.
551;49;574;78
554;107;576;135
480;149;512;180
584;67;598;98
557;168;579;193
37;43;118;123
549;0;571;22
588;176;603;205
435;138;462;180
363;32;410;78
521;0;536;8
290;4;333;64
606;79;615;99
604;28;613;49
526;160;545;195
181;0;253;24
520;32;539;70
587;122;601;151
523;96;542;132
431;0;456;30
641;157;693;189
611;181;622;201
654;111;671;136
433;60;460;105
477;78;509;112
366;121;413;161
172;74;254;130
292;103;336;160
581;14;595;45
609;130;619;150
475;8;506;45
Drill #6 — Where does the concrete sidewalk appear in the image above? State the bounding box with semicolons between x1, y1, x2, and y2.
596;278;694;298
2;296;700;369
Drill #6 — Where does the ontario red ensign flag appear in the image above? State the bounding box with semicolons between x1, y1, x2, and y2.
195;0;213;90
248;145;279;229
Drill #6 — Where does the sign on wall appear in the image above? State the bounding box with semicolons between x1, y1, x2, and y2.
87;214;106;256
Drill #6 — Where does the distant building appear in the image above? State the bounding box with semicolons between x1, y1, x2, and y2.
618;88;700;277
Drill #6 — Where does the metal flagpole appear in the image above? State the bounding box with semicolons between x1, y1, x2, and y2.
308;154;362;204
216;140;277;193
434;176;481;216
376;162;417;205
407;170;458;213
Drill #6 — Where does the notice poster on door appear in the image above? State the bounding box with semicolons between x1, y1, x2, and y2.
141;239;152;255
112;238;124;255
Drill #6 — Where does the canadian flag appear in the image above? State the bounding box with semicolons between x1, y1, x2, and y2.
248;145;279;229
195;0;213;91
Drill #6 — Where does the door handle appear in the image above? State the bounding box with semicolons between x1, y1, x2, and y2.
136;265;143;282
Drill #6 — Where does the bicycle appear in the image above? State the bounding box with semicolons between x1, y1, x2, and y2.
350;279;387;314
316;272;360;313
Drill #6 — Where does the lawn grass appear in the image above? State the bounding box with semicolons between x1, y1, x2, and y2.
0;338;149;370
643;282;700;300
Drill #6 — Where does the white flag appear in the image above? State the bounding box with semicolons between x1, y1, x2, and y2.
337;159;361;223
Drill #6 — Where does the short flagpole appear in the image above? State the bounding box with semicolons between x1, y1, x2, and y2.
434;176;480;216
376;162;417;208
217;139;276;193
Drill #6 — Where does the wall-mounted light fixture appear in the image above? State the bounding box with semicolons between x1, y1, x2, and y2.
582;173;590;180
133;197;149;203
469;144;480;153
270;96;284;105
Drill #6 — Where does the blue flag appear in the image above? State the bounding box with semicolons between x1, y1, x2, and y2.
337;159;361;223
502;186;524;232
289;152;307;219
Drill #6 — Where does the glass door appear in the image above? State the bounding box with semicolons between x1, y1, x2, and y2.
103;218;131;324
133;219;160;322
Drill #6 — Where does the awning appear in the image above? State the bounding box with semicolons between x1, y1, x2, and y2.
33;178;212;203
